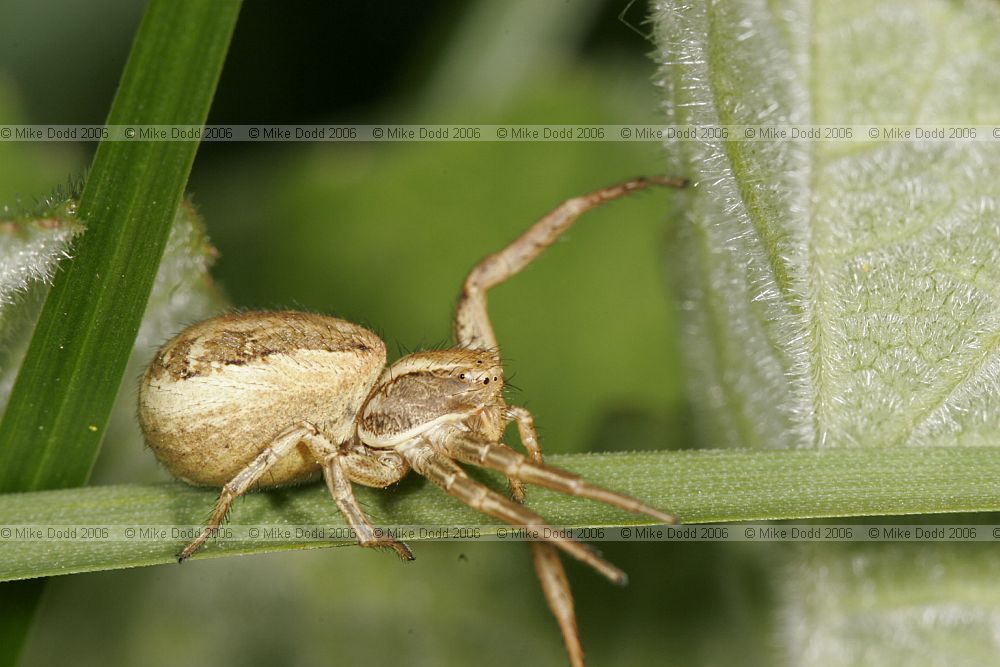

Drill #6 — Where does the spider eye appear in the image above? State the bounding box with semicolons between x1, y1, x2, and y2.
459;374;466;379
483;378;489;385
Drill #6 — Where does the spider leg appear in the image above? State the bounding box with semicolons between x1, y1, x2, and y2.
507;406;585;667
444;430;677;525
507;406;542;462
401;442;627;585
323;447;414;561
492;414;582;664
450;178;684;667
179;422;412;562
339;446;411;490
453;176;686;349
507;473;527;503
179;421;326;561
504;407;539;503
530;536;584;667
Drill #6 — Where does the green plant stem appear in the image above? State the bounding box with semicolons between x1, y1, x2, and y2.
1;447;998;582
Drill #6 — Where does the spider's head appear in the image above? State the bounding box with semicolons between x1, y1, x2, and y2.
450;348;504;393
388;348;504;395
359;348;505;447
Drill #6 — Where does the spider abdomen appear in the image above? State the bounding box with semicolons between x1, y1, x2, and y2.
138;311;386;487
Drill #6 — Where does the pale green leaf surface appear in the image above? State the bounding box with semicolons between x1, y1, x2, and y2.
655;1;1000;664
0;202;79;308
783;544;1000;667
655;0;1000;451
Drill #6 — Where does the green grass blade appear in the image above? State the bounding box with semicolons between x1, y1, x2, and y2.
0;0;240;661
0;0;241;492
1;447;998;582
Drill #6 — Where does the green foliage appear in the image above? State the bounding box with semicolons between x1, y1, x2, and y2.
0;0;239;662
655;1;1000;663
655;0;1000;450
3;447;1000;582
0;0;240;492
4;0;997;665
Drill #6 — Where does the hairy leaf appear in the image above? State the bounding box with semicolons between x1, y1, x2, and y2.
654;1;1000;664
0;200;221;409
655;0;1000;450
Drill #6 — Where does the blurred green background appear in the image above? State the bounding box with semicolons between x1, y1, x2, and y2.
0;1;775;665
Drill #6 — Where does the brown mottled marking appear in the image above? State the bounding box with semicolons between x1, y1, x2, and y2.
149;311;377;382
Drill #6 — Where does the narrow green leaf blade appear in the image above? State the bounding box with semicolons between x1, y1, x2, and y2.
2;447;999;582
0;0;241;492
0;0;239;661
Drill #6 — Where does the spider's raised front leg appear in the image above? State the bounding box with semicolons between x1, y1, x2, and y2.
451;177;685;667
453;176;686;349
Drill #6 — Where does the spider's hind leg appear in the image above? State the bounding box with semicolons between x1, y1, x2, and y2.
179;421;324;561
